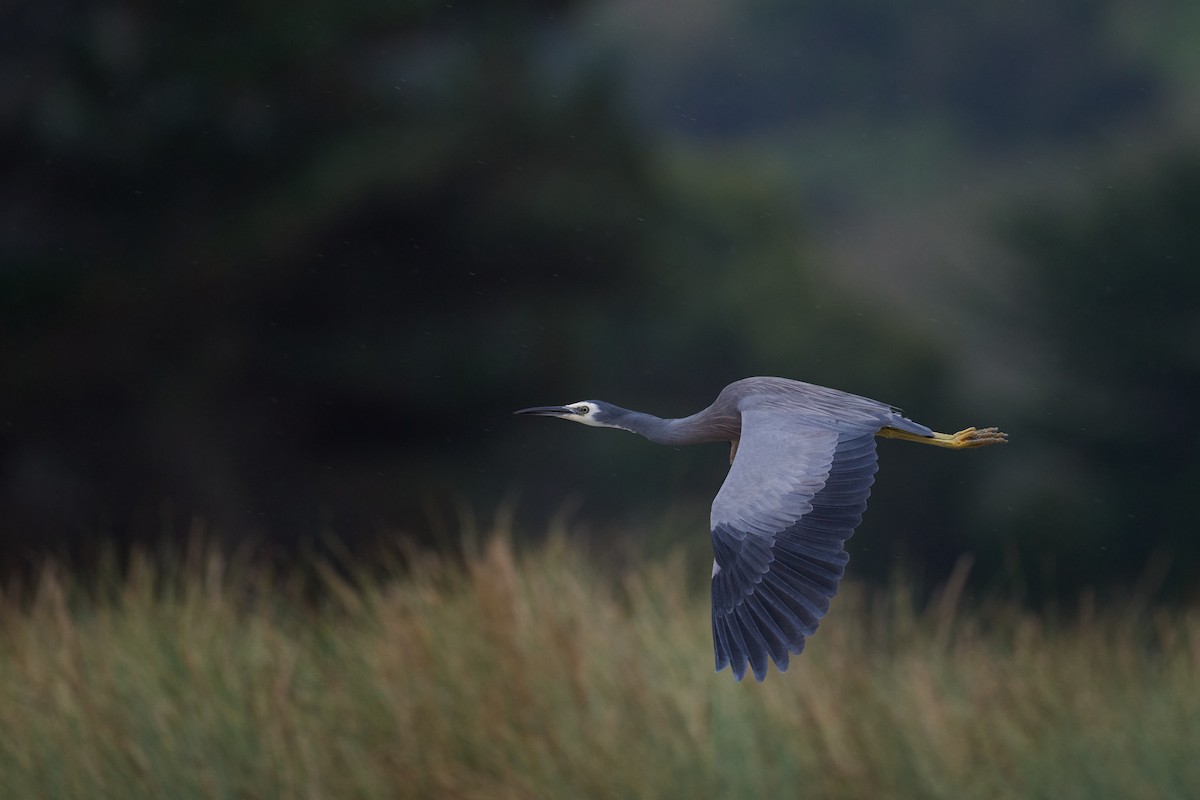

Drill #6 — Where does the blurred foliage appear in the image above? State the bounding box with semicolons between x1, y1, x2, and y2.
2;0;660;551
1;0;1196;603
0;0;953;567
996;153;1200;597
600;0;1158;148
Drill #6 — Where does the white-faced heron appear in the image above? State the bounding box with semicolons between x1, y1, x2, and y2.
516;376;1007;682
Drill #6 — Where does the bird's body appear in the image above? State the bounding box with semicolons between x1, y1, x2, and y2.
516;376;1006;682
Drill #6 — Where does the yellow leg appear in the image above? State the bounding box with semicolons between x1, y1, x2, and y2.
877;426;1008;449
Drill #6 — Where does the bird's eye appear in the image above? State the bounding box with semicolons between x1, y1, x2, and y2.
576;405;590;415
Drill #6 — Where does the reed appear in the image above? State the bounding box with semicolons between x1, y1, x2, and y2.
1;527;1197;799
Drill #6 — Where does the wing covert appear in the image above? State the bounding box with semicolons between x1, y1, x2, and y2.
710;410;880;681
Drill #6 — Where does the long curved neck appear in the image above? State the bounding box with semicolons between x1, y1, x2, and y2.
604;405;735;446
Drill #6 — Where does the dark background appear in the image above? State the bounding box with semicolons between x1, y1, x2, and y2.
4;0;1199;601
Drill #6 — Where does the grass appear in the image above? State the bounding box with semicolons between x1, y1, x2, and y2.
1;526;1199;800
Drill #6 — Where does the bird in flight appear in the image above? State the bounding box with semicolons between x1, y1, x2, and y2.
516;376;1007;682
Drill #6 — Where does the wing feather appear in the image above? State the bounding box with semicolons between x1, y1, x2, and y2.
711;409;880;681
713;617;731;671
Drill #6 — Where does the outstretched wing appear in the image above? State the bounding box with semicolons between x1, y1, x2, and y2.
710;410;880;681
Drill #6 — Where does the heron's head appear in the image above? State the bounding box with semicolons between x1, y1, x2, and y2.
513;400;621;429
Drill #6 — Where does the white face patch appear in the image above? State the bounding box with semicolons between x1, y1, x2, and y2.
564;400;611;428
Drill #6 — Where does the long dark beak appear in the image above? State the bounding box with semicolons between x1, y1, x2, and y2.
514;405;576;417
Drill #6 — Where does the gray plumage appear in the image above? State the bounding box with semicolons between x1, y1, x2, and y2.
515;376;1005;682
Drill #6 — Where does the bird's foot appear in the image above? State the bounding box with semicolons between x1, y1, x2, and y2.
878;425;1009;449
939;427;1008;449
